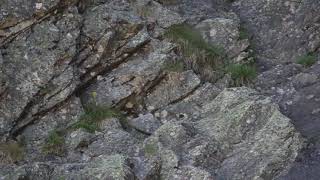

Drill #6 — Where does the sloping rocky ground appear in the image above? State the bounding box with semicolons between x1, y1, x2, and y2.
0;0;319;179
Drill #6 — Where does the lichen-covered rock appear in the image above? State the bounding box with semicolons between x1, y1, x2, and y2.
0;0;315;179
51;154;135;180
233;0;320;65
196;87;304;179
128;113;161;134
80;154;136;180
145;70;201;110
66;129;94;150
86;129;139;157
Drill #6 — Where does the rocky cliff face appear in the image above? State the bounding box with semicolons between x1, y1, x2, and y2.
0;0;319;179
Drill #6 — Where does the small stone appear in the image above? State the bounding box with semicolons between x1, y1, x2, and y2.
312;108;320;114
161;110;168;118
97;75;103;81
90;72;96;76
35;3;43;10
286;101;293;105
276;88;285;95
154;112;160;118
128;113;160;134
147;106;155;111
306;95;314;100
125;102;134;109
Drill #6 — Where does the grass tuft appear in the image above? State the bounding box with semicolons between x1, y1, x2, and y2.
226;64;256;86
296;54;317;67
164;23;226;80
0;141;24;163
72;104;123;133
163;61;185;72
42;130;65;156
239;26;249;40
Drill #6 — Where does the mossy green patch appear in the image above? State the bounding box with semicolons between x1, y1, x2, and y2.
226;64;256;86
239;26;249;40
296;54;317;67
144;140;158;156
0;141;24;162
163;61;185;72
42;130;65;156
72;104;124;133
164;24;226;71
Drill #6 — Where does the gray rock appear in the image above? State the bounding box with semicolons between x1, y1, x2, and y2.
21;97;83;162
145;70;201;110
154;83;221;123
233;0;320;65
154;122;190;150
52;154;135;180
66;129;94;150
81;40;174;107
293;73;318;88
0;163;52;180
80;154;135;180
128;113;161;134
196;87;304;179
86;129;139;157
165;165;214;180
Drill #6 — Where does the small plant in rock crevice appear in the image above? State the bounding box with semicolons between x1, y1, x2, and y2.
42;130;65;156
72;104;123;133
0;141;24;163
296;54;317;67
162;60;185;72
226;64;257;86
71;91;125;133
238;25;249;40
164;23;227;81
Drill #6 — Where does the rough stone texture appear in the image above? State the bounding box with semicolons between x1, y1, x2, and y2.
233;0;320;67
256;62;320;180
0;0;316;179
196;17;252;63
128;113;161;134
145;70;201;110
197;88;303;179
51;154;136;180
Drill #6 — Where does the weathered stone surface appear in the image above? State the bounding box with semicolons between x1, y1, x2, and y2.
51;154;135;180
145;70;201;110
196;88;304;179
154;83;221;123
86;129;139;157
81;40;174;108
0;0;316;179
233;0;320;66
66;129;94;150
128;113;161;134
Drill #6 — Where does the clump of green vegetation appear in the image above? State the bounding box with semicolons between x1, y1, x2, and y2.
164;24;226;74
144;140;158;156
239;26;249;40
42;130;65;156
0;141;24;163
72;104;123;133
296;54;317;67
163;61;185;72
226;64;257;86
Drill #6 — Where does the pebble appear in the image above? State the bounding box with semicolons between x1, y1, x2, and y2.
35;3;43;10
312;108;320;114
306;95;314;100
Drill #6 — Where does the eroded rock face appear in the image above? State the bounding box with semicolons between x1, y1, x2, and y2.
233;0;320;66
0;0;315;179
